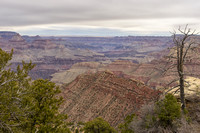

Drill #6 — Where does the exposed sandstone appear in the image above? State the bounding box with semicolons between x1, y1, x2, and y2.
168;76;200;102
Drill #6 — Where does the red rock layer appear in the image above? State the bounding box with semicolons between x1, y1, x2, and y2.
60;71;160;126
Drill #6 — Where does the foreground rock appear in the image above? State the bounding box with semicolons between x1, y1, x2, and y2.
60;71;160;127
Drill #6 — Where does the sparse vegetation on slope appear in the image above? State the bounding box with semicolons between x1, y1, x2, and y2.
122;93;200;133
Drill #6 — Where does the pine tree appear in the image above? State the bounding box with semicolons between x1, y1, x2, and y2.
0;48;70;133
0;48;34;132
26;79;70;133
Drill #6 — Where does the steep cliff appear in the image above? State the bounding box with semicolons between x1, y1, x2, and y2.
60;71;160;126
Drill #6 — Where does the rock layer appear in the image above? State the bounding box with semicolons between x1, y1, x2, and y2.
60;71;160;126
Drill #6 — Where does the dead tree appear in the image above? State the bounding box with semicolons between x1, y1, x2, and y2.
165;25;199;110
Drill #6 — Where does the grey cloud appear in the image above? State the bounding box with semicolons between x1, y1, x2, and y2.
0;0;200;29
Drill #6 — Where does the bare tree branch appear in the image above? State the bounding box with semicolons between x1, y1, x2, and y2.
165;85;180;94
161;25;199;110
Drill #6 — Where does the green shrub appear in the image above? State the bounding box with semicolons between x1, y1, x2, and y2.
83;117;117;133
156;94;181;127
129;94;191;133
118;114;135;133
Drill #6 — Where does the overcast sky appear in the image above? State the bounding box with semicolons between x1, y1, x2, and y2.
0;0;200;36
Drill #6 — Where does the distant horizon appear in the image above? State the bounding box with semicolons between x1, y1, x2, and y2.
0;29;172;37
0;30;172;37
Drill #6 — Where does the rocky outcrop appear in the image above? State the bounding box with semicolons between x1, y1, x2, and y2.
51;60;161;88
30;39;58;49
168;76;200;102
0;31;19;40
60;71;161;127
51;62;104;85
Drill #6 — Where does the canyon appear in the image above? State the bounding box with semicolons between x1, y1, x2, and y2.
1;31;200;128
0;31;172;79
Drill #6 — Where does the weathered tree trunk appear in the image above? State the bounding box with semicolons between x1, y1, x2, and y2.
179;43;185;110
179;76;185;110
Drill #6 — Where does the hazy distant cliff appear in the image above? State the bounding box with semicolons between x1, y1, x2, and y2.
0;31;174;80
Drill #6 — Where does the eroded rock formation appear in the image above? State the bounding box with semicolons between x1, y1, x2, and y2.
60;71;161;126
